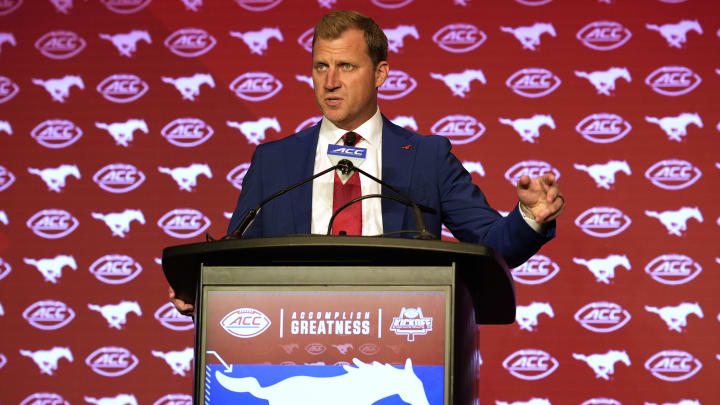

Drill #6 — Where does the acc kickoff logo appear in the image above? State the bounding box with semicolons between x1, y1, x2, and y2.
35;31;86;59
165;28;216;57
389;307;433;341
575;113;631;144
235;0;282;11
433;23;486;53
97;74;149;103
221;308;271;338
0;165;15;192
230;72;282;101
645;254;701;285
504;160;560;186
506;68;561;98
100;0;151;14
511;254;560;285
157;208;211;239
31;119;83;149
23;300;75;330
645;350;702;381
0;76;20;103
93;164;146;193
227;163;251;190
502;349;559;380
155;302;194;331
575;207;631;238
89;254;143;285
431;115;485;145
161;118;214;147
574;301;631;333
576;21;632;51
26;209;79;239
645;159;701;190
85;346;139;377
646;66;701;96
20;393;70;405
378;70;417;100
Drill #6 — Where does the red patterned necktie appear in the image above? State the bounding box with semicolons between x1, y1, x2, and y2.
332;132;362;235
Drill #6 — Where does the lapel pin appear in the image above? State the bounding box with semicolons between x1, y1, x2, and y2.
401;144;412;150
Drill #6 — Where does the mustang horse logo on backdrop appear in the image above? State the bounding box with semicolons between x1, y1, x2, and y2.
19;347;74;375
644;302;703;332
574;67;631;95
430;69;485;98
32;75;84;102
99;30;152;57
84;394;138;405
0;120;11;135
572;350;631;380
161;73;215;101
644;206;703;236
27;164;81;192
645;113;703;142
88;301;142;329
95;119;148;147
227;118;281;145
151;347;194;376
384;25;419;52
91;209;146;237
158;163;212;191
573;254;631;284
515;302;554;331
230;28;283;55
573;160;631;189
498;114;555;143
0;32;16;52
500;22;556;51
23;254;77;283
646;20;703;48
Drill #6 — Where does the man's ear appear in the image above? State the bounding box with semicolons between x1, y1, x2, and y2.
375;61;389;88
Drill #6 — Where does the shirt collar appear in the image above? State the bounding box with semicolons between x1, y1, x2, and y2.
319;108;382;146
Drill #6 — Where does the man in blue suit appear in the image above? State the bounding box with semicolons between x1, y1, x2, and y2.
170;10;564;314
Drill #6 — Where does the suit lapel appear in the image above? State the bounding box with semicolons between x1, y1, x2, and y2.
283;124;319;234
381;117;419;233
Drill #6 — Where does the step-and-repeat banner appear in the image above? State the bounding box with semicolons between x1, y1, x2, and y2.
1;0;719;404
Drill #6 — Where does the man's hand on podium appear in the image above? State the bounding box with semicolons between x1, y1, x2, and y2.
168;286;194;316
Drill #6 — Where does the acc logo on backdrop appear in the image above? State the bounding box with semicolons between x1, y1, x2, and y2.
26;209;79;239
227;163;251;190
645;350;702;381
165;28;216;57
431;115;485;145
576;21;632;51
23;300;75;330
161;118;214;147
645;66;701;96
97;74;149;103
100;0;151;14
502;349;559;380
433;23;486;53
515;0;552;5
153;394;192;405
35;30;86;59
644;254;701;285
372;0;414;8
155;302;194;331
574;207;631;238
297;28;314;53
511;254;560;285
0;165;15;191
89;254;143;284
93;163;146;193
506;68;561;98
230;72;282;101
0;75;20;103
0;0;22;15
305;343;326;355
575;113;631;144
378;70;417;99
645;159;701;190
0;257;11;281
157;208;211;239
295;116;323;133
221;308;271;338
504;160;560;186
574;301;631;333
86;346;139;377
20;393;70;405
31;119;83;148
235;0;282;11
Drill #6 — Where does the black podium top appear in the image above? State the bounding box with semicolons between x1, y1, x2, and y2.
162;235;515;324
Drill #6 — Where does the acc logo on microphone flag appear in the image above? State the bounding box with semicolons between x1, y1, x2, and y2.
165;28;216;57
645;350;702;381
645;159;701;190
576;21;632;51
502;349;559;380
230;72;282;101
235;0;282;11
161;118;214;147
506;68;561;98
504;160;560;186
20;393;70;405
153;394;192;405
575;207;631;238
575;113;631;144
645;66;701;96
85;346;139;377
511;254;560;285
97;74;149;103
155;302;194;331
433;23;486;53
89;254;143;285
378;70;417;100
644;254;702;285
35;31;86;59
221;307;271;338
93;163;146;193
31;119;83;149
26;209;79;239
157;208;211;239
0;76;20;103
0;165;16;192
227;163;251;190
100;0;151;14
574;301;631;333
431;115;485;145
23;300;75;330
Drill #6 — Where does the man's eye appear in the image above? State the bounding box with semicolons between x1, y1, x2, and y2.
315;64;327;71
342;64;352;70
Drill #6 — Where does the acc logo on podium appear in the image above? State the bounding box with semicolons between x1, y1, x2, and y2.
574;301;631;333
35;31;86;59
85;346;139;377
511;254;560;285
23;300;75;330
645;350;702;381
221;308;271;338
89;254;143;285
503;349;559;380
157;208;211;239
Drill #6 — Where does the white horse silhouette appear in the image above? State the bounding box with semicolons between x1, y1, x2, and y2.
216;358;429;405
0;210;7;225
88;301;142;329
391;115;418;130
91;209;146;237
499;114;555;143
49;0;74;13
645;302;703;332
27;164;81;192
161;73;215;101
573;160;631;189
295;74;314;88
230;28;283;55
384;25;419;52
99;30;152;57
462;161;485;177
430;69;485;97
152;347;194;376
95;119;148;147
516;302;554;331
646;20;702;48
280;343;299;354
645;206;703;236
645;113;703;141
20;347;73;375
500;22;556;51
0;32;16;52
573;254;631;284
644;401;700;405
179;0;202;11
496;399;552;405
158;163;212;191
332;343;353;355
572;350;630;380
32;75;84;102
575;67;631;95
0;120;11;135
227;117;281;145
84;394;138;405
23;254;77;283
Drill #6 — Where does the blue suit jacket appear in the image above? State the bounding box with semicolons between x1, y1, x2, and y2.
228;116;554;267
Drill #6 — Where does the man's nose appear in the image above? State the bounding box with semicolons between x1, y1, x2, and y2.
324;68;340;90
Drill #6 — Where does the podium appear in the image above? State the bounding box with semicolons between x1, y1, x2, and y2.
162;235;515;405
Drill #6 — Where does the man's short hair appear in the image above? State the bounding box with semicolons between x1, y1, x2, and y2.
312;10;388;67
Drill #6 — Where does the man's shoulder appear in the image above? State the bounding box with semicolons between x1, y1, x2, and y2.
382;116;451;149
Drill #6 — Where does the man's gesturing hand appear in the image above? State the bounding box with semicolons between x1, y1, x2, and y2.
169;286;194;316
516;173;565;224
